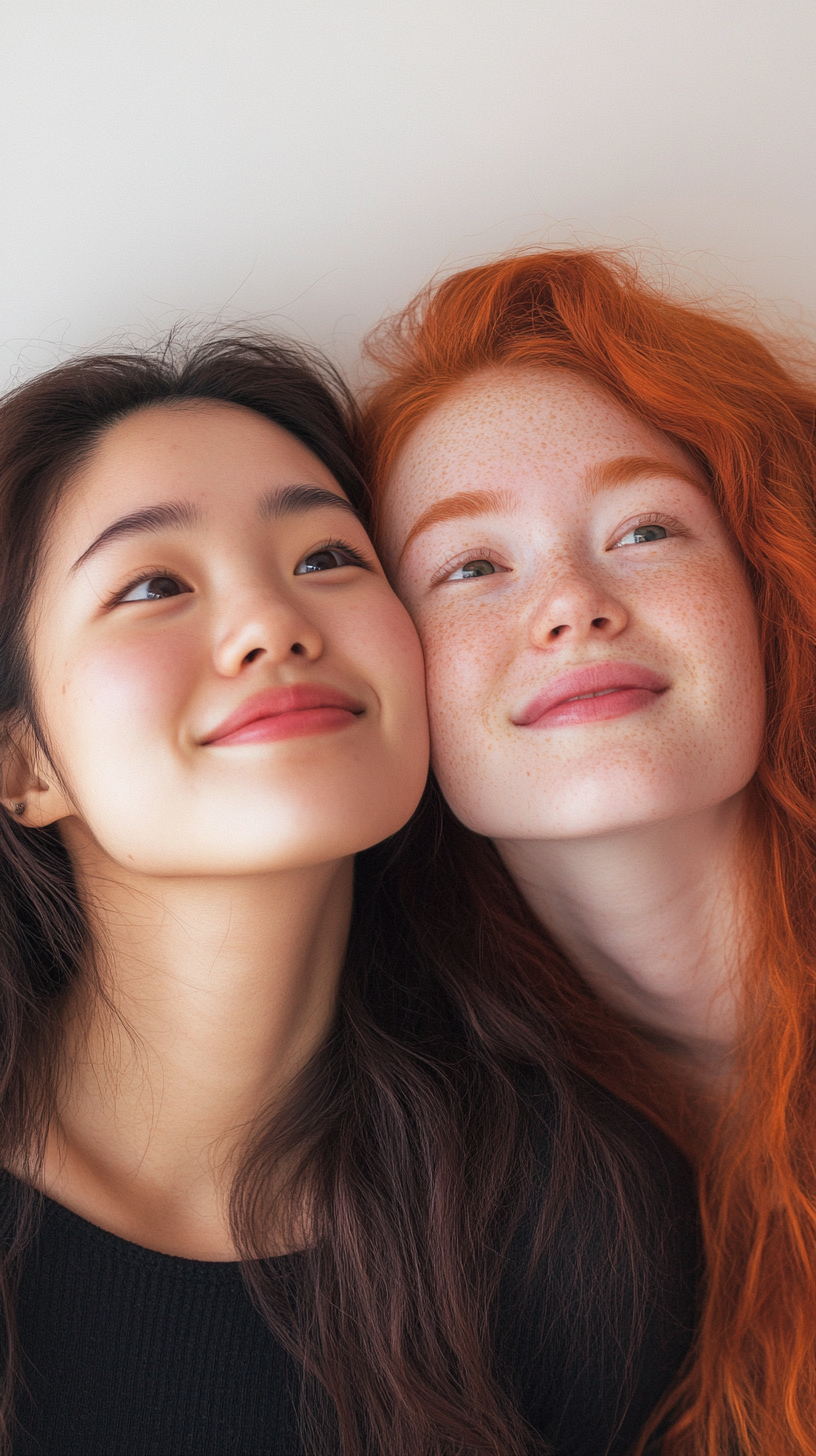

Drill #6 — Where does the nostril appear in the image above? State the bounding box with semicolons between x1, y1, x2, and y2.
243;648;264;664
550;624;568;638
591;617;609;629
291;642;306;656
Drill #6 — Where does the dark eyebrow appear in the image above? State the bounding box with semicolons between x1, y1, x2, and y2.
71;501;202;573
70;484;362;576
258;484;362;524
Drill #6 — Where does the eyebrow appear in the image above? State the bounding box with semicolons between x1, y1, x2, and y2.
71;484;361;573
582;455;707;497
397;457;706;563
71;501;201;572
398;489;515;563
258;483;361;524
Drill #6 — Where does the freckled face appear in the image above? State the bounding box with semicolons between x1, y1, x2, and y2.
26;402;429;875
380;367;766;841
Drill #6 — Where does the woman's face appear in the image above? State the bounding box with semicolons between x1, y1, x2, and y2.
22;401;428;875
379;367;765;842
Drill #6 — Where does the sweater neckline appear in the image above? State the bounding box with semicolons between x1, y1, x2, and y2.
0;1166;296;1277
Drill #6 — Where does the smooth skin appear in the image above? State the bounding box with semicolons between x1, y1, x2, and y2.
2;401;429;1258
381;367;766;1080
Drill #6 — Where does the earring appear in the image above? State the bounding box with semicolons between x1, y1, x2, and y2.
12;803;25;817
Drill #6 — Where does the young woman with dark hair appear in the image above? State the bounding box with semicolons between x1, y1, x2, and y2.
360;249;816;1456
0;335;695;1456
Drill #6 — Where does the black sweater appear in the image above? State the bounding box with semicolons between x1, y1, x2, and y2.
3;1092;698;1456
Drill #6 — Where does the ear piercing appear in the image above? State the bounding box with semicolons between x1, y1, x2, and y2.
12;803;25;817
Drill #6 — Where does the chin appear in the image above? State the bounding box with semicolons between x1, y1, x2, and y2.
80;764;427;877
449;773;717;844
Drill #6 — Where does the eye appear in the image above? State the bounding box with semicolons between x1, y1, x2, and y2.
294;543;369;575
448;558;499;580
120;575;189;602
613;524;669;548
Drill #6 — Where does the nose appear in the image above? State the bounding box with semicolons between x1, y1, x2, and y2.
212;587;324;676
528;566;629;648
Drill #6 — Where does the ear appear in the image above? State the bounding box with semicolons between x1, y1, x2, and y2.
1;727;74;829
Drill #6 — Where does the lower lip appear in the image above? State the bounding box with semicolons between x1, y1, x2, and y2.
209;707;360;746
525;686;662;729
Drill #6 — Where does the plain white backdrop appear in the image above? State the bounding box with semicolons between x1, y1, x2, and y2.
2;0;815;390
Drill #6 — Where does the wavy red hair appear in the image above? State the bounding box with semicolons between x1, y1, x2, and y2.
358;250;816;1456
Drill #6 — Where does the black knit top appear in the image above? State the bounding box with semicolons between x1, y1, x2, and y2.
3;1091;698;1456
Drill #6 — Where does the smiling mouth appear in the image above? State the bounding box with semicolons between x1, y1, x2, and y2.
565;688;621;702
211;707;361;747
515;663;669;729
203;684;365;747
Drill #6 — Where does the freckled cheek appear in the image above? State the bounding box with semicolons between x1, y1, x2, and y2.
651;568;760;674
642;567;765;753
418;609;507;743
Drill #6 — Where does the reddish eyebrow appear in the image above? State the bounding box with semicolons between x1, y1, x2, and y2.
397;457;705;564
583;455;708;497
398;489;514;563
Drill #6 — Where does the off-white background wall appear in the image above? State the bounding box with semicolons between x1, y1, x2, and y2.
2;0;814;392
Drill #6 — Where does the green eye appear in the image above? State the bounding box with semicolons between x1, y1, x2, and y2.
450;559;497;580
616;524;669;547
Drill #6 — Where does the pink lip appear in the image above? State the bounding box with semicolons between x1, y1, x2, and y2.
514;662;669;729
202;684;365;747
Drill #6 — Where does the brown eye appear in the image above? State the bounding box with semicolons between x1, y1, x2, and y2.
121;576;187;602
294;545;367;574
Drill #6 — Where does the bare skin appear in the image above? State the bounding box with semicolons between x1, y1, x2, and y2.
380;367;766;1081
499;807;745;1079
43;859;352;1260
3;401;429;1257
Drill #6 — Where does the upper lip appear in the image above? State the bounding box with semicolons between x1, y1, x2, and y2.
513;661;669;725
201;683;365;743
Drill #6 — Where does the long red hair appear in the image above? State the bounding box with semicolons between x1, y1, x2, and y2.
358;250;816;1456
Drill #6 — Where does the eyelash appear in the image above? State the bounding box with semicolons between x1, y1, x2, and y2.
302;538;373;571
107;536;373;606
108;566;187;607
429;510;686;585
609;512;685;548
431;546;507;587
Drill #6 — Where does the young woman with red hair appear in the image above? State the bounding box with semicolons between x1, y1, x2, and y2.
359;250;816;1456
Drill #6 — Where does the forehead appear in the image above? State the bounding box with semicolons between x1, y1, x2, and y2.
384;367;697;539
62;400;336;527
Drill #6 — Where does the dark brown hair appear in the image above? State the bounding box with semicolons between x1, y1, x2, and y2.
359;248;816;1455
0;334;664;1455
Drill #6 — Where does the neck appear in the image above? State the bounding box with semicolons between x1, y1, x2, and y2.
38;829;353;1258
496;793;749;1085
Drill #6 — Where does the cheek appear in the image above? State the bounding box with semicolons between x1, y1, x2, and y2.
52;635;197;782
361;591;426;684
320;587;430;775
417;604;509;774
650;563;765;765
